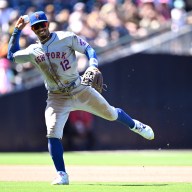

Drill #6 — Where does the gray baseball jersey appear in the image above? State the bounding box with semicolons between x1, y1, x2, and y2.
13;31;89;92
12;31;118;138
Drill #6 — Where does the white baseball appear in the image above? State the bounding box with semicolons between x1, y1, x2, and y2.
23;15;29;23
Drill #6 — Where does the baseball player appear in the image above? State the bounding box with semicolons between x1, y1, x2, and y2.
7;11;154;185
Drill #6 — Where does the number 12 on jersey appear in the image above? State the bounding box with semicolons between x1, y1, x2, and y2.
60;59;71;71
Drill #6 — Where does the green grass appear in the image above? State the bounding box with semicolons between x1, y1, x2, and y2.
0;150;192;166
0;182;191;192
0;150;192;192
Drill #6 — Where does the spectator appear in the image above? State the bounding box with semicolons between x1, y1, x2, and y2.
156;0;172;20
118;0;141;37
138;0;167;35
68;2;86;34
99;1;129;41
86;4;108;47
64;110;95;150
55;8;70;30
0;33;10;58
0;0;16;33
171;0;187;32
0;57;15;94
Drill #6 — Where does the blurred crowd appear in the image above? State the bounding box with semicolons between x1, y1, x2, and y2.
0;0;192;95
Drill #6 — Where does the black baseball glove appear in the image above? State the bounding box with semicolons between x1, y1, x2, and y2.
81;66;104;93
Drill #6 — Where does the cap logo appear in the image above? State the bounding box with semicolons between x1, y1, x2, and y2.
35;13;39;19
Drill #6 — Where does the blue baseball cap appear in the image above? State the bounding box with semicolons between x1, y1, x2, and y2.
29;11;48;26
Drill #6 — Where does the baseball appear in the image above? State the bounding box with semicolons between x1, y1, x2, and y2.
23;15;29;23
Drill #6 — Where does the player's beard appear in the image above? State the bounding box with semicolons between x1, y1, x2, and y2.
41;34;48;40
38;30;51;43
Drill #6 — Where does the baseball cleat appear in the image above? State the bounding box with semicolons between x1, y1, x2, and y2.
131;120;154;140
51;171;69;185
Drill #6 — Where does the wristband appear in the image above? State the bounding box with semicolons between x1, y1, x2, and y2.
89;58;98;67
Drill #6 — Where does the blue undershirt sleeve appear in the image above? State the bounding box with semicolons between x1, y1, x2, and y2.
7;28;22;62
84;45;98;67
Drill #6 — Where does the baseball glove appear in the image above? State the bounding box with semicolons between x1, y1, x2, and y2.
81;66;104;93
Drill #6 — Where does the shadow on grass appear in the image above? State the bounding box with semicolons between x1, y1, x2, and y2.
83;183;169;187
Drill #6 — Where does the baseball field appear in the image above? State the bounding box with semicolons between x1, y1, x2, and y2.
0;150;192;192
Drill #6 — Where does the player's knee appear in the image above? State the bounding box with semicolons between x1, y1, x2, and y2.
104;107;118;121
106;115;117;121
47;129;63;139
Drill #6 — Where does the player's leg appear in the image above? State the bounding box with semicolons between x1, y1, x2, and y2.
74;86;154;140
73;86;118;120
47;138;69;185
116;108;154;140
45;93;71;185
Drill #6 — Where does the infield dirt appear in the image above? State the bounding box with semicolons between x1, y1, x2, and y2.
0;165;192;182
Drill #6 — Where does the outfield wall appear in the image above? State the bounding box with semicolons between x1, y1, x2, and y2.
0;53;192;151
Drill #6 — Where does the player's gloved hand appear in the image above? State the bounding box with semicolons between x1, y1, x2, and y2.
81;66;104;93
